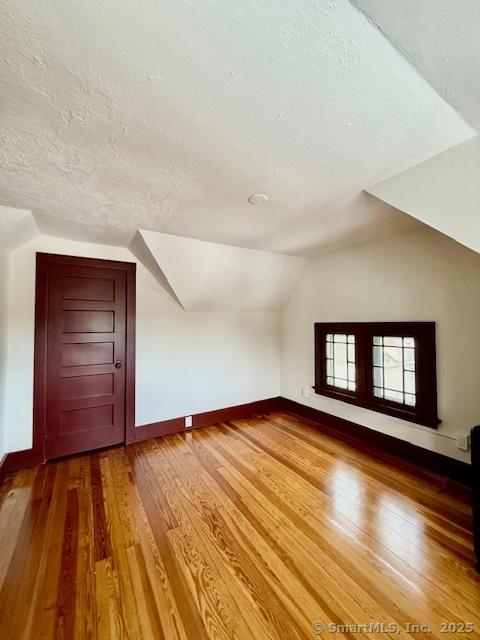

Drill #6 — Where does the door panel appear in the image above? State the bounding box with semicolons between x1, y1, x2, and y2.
61;374;114;400
60;405;114;434
45;263;127;458
61;342;114;367
63;310;114;333
63;276;115;300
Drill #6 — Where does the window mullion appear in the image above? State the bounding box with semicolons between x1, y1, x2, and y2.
356;328;368;401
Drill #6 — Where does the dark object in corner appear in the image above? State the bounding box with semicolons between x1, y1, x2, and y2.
472;425;480;570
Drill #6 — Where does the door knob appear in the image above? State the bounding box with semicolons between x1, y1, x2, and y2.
114;360;123;369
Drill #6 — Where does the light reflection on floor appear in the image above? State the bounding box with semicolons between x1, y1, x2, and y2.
329;463;365;528
377;494;426;570
328;462;426;570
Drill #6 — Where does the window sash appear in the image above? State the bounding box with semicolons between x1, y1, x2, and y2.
314;322;438;428
325;333;356;392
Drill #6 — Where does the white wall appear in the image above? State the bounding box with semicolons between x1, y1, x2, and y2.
5;227;479;463
0;249;9;458
3;236;280;453
281;226;480;462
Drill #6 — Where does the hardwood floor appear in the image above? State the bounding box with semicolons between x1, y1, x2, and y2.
0;410;478;639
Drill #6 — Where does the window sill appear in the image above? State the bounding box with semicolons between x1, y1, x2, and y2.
313;386;440;429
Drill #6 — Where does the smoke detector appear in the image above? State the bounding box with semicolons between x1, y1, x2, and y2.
248;193;269;205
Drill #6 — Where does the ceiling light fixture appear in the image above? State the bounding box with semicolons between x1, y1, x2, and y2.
248;193;269;205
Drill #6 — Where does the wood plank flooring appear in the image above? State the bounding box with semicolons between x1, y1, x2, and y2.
0;411;479;639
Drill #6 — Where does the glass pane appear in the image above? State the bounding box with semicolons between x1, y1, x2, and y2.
404;370;416;394
348;363;356;382
404;348;415;371
384;336;403;347
383;346;404;392
326;333;333;342
373;346;382;366
385;389;404;403
373;366;383;387
347;344;355;362
384;345;403;364
372;336;417;408
333;342;347;379
325;334;356;392
327;360;334;377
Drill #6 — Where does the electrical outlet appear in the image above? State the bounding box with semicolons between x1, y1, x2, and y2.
302;387;313;399
455;433;470;451
185;416;193;428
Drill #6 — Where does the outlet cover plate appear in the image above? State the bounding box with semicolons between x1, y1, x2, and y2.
455;433;470;451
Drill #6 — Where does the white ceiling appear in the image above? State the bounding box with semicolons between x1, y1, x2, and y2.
350;0;480;255
135;230;305;311
367;136;480;255
351;0;480;130
0;1;475;256
0;205;39;250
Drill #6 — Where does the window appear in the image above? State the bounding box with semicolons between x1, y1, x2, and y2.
372;336;416;406
314;322;439;428
326;333;356;391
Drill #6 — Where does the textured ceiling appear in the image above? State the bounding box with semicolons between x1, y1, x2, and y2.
0;1;474;255
351;0;480;131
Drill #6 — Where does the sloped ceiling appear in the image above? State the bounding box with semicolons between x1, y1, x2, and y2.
350;0;480;130
367;136;480;255
0;205;39;250
350;0;480;255
0;0;474;257
134;230;305;311
129;231;184;309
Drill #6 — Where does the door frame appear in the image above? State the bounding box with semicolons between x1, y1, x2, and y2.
33;252;136;463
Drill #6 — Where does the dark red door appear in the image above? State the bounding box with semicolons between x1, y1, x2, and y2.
44;263;127;458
